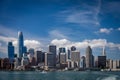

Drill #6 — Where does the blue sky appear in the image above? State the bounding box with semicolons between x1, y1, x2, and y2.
0;0;120;59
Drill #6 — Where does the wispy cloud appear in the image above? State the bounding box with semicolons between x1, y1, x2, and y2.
49;29;68;39
57;0;101;27
0;25;17;37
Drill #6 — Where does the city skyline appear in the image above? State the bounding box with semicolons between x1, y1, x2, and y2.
0;0;120;59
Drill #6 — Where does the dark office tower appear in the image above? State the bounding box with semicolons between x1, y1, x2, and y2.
8;42;14;63
49;45;56;67
59;47;66;53
86;46;93;68
35;51;45;65
71;46;76;51
98;56;106;69
18;31;24;58
67;49;71;59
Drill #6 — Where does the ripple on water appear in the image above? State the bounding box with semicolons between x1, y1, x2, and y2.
96;75;118;80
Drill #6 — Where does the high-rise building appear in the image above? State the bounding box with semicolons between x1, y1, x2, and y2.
67;49;71;59
113;60;117;69
8;42;14;63
35;51;45;65
109;59;113;69
45;52;54;68
98;56;106;69
71;51;80;68
49;45;56;67
117;60;120;68
59;47;66;63
86;46;93;68
18;31;24;58
60;53;66;63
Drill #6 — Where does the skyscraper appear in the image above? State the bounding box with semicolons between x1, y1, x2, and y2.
18;31;24;58
45;52;54;68
67;49;71;59
59;47;66;63
98;56;106;69
8;42;14;63
86;46;93;68
49;45;56;67
71;51;80;68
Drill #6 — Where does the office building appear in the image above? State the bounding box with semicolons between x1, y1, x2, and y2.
59;47;66;63
98;56;106;69
45;52;54;68
60;53;66;63
49;45;56;67
8;42;14;63
35;51;45;65
18;31;24;58
86;46;93;68
109;59;113;69
113;60;117;69
67;49;71;59
71;51;80;68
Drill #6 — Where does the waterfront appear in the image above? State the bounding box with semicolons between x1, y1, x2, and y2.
0;71;120;80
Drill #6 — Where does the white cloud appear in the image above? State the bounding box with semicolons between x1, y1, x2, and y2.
24;40;42;50
51;38;120;50
13;39;42;51
58;0;101;26
96;28;113;34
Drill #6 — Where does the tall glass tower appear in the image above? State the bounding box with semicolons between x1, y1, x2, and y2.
18;31;24;58
8;42;14;63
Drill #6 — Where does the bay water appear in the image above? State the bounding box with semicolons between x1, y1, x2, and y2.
0;71;120;80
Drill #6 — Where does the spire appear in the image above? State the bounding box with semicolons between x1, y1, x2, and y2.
102;46;106;56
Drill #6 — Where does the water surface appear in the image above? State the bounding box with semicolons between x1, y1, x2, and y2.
0;71;120;80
